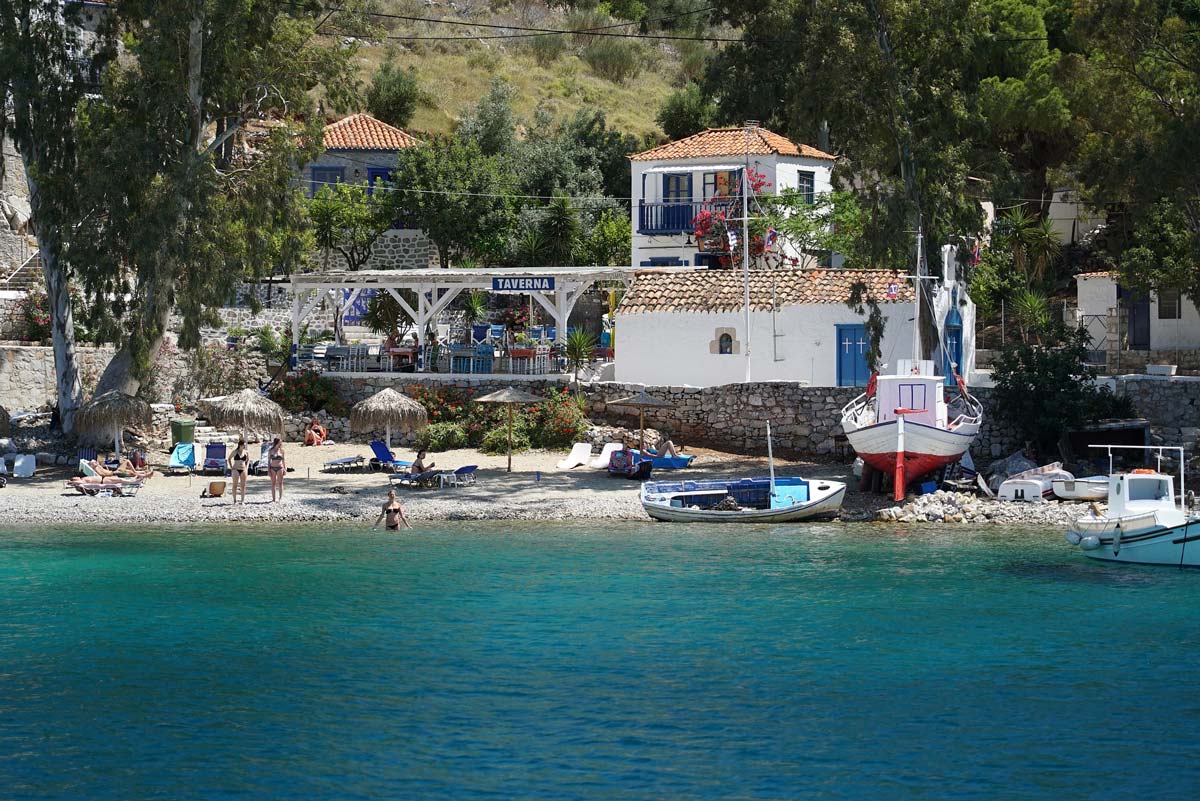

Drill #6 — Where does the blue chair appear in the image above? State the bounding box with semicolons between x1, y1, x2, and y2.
203;442;227;475
369;440;403;471
168;442;195;475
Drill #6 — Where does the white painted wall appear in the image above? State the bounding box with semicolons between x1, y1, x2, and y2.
1149;291;1200;349
630;153;835;268
1076;275;1116;319
614;301;916;387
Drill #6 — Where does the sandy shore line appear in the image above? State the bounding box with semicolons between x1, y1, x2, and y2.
0;442;1080;527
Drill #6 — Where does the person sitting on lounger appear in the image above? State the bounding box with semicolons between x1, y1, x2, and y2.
410;450;436;476
304;418;328;446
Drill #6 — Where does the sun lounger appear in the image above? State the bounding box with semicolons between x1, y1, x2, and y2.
202;442;227;475
72;480;144;497
590;442;623;469
13;455;35;478
369;440;406;472
389;469;441;488
556;443;593;470
78;446;98;463
168;442;195;475
79;459;100;477
323;455;366;472
441;465;479;487
251;442;271;475
201;480;226;498
0;457;7;488
632;450;695;470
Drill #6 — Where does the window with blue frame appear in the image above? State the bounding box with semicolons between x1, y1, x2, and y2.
366;167;393;195
660;173;693;232
797;171;815;204
310;166;344;196
702;170;739;200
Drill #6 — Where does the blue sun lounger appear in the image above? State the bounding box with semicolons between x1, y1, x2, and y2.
324;455;366;472
168;442;195;475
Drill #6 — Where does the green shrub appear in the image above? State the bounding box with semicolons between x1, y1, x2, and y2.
414;421;468;452
526;387;590;449
269;369;349;416
581;39;644;84
481;422;530;455
527;34;567;67
406;383;475;423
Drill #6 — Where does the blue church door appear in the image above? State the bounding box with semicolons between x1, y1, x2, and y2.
836;324;870;387
943;306;963;386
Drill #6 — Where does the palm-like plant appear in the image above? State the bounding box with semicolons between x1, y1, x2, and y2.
1025;218;1062;286
459;291;488;344
565;329;596;382
363;290;415;338
1001;207;1037;280
1012;288;1052;344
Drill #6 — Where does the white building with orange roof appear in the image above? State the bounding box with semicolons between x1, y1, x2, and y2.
629;125;836;269
303;113;435;271
1075;271;1200;354
614;260;976;388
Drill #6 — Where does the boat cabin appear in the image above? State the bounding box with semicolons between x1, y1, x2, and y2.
1108;472;1176;517
875;362;948;428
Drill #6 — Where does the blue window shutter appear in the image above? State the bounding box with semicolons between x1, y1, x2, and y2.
835;324;870;387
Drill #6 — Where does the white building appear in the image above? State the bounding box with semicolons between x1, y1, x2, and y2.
614;264;976;388
629;127;835;269
1076;271;1200;351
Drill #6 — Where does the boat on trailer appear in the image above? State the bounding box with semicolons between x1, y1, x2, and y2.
1065;446;1200;566
841;360;983;501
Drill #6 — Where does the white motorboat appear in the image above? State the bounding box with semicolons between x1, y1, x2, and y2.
641;476;846;522
1065;447;1199;566
841;360;983;501
997;462;1073;502
1052;476;1109;501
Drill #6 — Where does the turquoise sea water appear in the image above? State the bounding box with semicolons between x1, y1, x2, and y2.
1;522;1198;800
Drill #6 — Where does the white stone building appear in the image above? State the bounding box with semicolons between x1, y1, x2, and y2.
629;127;836;269
613;264;977;388
303;113;437;271
1076;271;1200;352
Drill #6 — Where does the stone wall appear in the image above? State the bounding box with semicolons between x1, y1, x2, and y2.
0;345;116;411
1113;375;1200;430
0;294;23;340
1105;350;1200;375
363;229;437;271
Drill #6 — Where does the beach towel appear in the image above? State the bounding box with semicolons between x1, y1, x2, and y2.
168;442;195;473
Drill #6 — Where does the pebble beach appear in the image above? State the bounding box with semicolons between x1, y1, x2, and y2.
0;440;1089;528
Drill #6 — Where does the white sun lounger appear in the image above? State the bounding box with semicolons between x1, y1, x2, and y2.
556;442;593;470
590;442;623;469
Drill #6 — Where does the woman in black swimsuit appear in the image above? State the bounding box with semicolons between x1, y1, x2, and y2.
268;437;286;502
230;439;250;504
373;489;412;530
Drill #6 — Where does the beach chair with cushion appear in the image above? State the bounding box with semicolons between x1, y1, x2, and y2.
590;442;623;469
251;442;271;476
369;440;405;472
390;469;440;489
78;459;100;478
202;442;227;475
78;446;98;464
168;442;195;475
441;465;478;487
74;480;144;497
556;443;593;470
323;455;366;472
201;480;227;499
635;450;695;470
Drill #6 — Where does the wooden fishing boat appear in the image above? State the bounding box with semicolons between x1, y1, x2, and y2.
641;476;846;522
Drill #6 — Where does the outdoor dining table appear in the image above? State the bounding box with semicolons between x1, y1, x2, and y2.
384;347;417;371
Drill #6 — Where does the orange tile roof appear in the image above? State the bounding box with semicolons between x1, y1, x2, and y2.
616;268;913;315
630;127;835;162
322;113;422;151
1075;271;1112;279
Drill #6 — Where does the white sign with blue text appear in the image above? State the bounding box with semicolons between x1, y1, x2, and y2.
492;277;555;292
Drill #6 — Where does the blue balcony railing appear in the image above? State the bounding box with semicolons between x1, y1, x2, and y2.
637;199;736;234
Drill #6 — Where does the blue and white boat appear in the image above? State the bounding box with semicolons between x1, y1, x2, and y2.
640;421;846;522
1065;446;1200;566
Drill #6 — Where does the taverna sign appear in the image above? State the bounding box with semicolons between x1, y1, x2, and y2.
492;276;555;292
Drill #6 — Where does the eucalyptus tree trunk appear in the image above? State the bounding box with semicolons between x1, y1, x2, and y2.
25;161;82;433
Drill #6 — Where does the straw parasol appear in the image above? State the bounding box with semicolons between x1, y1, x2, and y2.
76;390;151;457
199;388;284;442
608;390;672;453
475;386;542;473
350;387;428;448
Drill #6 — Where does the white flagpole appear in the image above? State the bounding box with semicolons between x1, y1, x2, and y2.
767;419;776;497
743;122;753;383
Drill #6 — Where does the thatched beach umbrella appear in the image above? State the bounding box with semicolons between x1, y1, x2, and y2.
475;386;541;473
76;391;151;457
199;388;284;442
350;387;428;449
608;390;672;453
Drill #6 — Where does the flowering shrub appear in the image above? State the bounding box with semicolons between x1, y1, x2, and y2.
14;288;51;341
692;168;773;269
413;421;468;452
270;368;349;416
495;304;530;331
407;383;475;423
526;387;590;449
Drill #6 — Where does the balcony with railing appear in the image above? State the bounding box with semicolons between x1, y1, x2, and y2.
637;199;736;235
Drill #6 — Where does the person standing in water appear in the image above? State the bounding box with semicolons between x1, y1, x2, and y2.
267;437;286;502
229;439;250;504
373;489;412;531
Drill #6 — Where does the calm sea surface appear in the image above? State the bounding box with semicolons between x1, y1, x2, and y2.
1;522;1198;801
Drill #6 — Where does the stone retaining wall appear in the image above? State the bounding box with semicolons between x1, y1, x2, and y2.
0;345;116;411
0;295;22;340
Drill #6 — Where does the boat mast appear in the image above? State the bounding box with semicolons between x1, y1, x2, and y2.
912;223;923;365
767;420;776;497
742;121;754;383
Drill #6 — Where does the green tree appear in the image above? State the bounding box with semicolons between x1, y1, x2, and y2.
582;208;632;266
391;136;516;268
67;1;376;397
540;195;581;265
309;183;395;272
655;83;714;140
366;60;425;129
457;78;519;160
0;1;112;431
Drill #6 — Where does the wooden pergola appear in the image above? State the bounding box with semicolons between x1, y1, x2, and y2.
289;266;636;374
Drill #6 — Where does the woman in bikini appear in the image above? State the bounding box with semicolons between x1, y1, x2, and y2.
373;489;412;531
230;439;250;504
267;437;286;502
